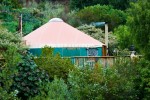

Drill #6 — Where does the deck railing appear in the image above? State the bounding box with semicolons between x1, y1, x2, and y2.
70;56;115;67
70;55;142;67
0;55;142;67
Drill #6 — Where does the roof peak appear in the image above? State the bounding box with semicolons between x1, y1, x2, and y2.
49;18;63;22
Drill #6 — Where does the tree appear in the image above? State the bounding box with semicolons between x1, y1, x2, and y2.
113;25;132;49
0;0;23;8
77;5;127;30
108;0;137;10
69;0;137;10
127;0;150;99
69;0;110;10
127;0;150;60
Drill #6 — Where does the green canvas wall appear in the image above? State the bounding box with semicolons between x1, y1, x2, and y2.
29;47;102;57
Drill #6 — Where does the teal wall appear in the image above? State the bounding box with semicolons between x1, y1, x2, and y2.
29;47;102;57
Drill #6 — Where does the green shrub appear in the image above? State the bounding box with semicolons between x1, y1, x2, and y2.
34;46;74;81
68;66;123;100
30;77;69;100
0;28;22;100
68;67;104;100
113;25;132;49
133;58;150;99
0;47;21;100
12;51;49;100
0;26;22;50
68;61;138;100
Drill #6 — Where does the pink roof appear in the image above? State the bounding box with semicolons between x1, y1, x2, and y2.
23;18;104;48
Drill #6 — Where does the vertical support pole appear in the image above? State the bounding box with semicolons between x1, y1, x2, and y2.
105;24;108;55
102;45;107;56
19;14;22;37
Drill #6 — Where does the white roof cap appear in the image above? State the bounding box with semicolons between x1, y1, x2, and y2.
49;18;63;22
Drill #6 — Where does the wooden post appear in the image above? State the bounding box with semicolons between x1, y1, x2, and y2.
19;14;22;37
102;45;107;56
105;24;108;55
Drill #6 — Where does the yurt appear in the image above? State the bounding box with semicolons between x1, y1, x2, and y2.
23;18;104;57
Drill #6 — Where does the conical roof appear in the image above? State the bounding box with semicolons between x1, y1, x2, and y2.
23;18;104;48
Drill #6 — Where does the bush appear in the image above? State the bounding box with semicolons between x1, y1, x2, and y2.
30;77;69;100
34;46;74;81
0;47;21;100
133;58;150;99
12;51;49;100
68;60;138;100
0;27;22;100
68;67;104;100
0;26;22;50
113;25;132;49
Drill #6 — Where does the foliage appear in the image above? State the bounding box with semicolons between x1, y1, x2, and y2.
113;25;132;49
77;5;127;30
77;24;117;46
0;27;22;90
0;88;19;100
30;77;69;100
127;0;150;60
108;0;137;10
37;2;65;23
77;24;104;42
68;67;104;100
68;62;137;100
0;1;67;35
0;0;23;9
0;26;22;50
69;0;137;10
0;47;21;100
66;10;82;27
126;1;150;99
0;27;22;100
0;5;18;32
12;51;49;100
16;8;42;35
34;46;74;80
133;58;150;99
